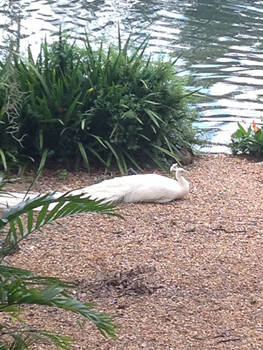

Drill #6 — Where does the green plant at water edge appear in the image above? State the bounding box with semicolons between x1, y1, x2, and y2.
0;181;119;349
230;121;263;156
1;30;200;173
79;33;200;172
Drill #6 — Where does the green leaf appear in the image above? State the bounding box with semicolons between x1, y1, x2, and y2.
90;134;107;149
153;144;180;162
27;62;51;98
77;142;90;171
122;150;143;171
144;100;161;106
27;209;34;233
104;140;127;174
144;108;164;127
0;149;7;172
65;92;82;123
39;129;44;151
87;147;107;166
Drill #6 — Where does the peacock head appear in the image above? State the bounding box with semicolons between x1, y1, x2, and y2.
170;163;178;172
170;164;188;177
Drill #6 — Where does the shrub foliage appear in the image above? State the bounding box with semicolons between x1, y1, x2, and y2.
230;121;263;156
0;31;200;173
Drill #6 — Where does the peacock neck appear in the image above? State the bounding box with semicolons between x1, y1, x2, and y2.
175;173;189;190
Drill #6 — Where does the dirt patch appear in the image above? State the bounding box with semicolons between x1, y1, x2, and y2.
3;154;263;349
77;264;163;299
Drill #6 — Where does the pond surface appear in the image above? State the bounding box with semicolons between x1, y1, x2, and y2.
2;0;263;152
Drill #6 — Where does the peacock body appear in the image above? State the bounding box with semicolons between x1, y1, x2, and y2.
72;166;189;203
0;165;189;209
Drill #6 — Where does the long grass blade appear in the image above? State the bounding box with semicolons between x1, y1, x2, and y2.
144;108;164;126
0;149;7;172
104;140;126;174
65;91;82;123
77;142;90;171
90;134;107;148
26;149;48;196
122;150;143;171
27;63;51;98
153;144;180;162
87;147;107;166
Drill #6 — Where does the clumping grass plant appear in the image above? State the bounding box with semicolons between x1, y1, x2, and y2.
0;30;201;173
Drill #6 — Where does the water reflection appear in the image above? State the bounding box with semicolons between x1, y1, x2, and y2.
1;0;263;151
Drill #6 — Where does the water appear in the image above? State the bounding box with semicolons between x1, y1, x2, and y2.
2;0;263;152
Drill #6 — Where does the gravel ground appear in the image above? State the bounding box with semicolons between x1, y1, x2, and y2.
3;154;263;350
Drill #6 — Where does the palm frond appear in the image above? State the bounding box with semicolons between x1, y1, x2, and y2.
0;264;118;339
0;192;118;258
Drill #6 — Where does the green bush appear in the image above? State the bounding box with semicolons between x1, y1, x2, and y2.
230;121;263;156
0;181;118;349
0;31;200;173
